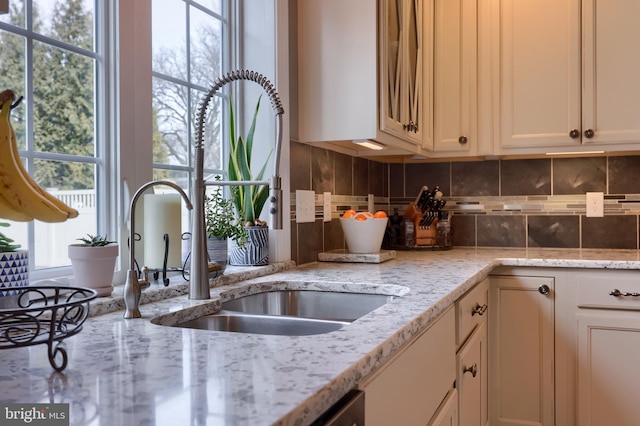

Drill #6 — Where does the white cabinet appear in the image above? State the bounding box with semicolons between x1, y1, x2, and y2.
429;389;459;426
455;279;489;426
380;0;432;148
359;307;455;426
295;0;433;156
489;274;555;426
431;0;478;156
495;0;640;154
574;270;640;426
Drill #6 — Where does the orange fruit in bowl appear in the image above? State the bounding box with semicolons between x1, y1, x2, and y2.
354;214;368;221
373;210;387;218
342;209;357;219
362;211;373;217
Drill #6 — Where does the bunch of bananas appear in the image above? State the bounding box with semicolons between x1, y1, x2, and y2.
0;90;78;222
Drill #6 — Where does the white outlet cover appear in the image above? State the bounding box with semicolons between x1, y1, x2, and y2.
296;190;316;223
586;192;604;217
323;192;332;222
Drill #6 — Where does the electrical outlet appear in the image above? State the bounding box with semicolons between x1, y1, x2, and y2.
586;192;604;217
368;194;375;213
323;192;332;222
296;190;316;223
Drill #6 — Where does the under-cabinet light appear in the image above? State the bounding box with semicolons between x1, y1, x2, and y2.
353;139;384;151
545;151;605;156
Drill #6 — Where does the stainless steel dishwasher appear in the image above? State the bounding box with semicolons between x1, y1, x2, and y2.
311;390;364;426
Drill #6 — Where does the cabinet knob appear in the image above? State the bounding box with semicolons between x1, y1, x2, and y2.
458;135;468;145
538;284;550;295
569;129;580;139
463;363;478;378
584;129;595;138
471;303;488;316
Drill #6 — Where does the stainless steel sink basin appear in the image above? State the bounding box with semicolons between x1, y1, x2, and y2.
221;290;395;322
156;285;406;336
176;313;348;336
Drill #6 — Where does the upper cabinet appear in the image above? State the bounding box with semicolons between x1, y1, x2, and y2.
430;0;479;156
294;0;433;156
496;0;640;154
380;0;432;148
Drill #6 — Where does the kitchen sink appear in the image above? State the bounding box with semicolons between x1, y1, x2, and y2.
221;290;395;322
154;285;407;336
176;313;349;336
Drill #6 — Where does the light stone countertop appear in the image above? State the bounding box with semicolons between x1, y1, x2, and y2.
3;247;640;425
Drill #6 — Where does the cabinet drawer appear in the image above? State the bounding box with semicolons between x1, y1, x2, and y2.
576;270;640;310
456;279;488;347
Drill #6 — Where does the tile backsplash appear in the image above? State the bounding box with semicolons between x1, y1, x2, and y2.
290;141;640;265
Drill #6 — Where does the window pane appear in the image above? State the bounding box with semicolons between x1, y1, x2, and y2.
33;160;96;268
32;41;95;158
32;0;95;51
153;78;189;167
0;30;26;150
194;0;222;15
152;169;190;191
190;6;222;88
152;0;186;78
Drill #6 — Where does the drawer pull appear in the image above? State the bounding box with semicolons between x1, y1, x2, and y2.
463;363;478;378
471;303;488;316
609;289;640;297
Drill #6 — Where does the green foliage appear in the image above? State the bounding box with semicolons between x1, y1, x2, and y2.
205;177;248;245
76;234;116;247
0;222;21;252
228;95;272;226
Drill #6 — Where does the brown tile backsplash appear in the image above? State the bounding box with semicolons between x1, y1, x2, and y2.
552;157;606;194
289;142;640;265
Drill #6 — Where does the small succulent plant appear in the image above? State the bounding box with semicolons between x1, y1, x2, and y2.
77;234;116;247
0;222;21;252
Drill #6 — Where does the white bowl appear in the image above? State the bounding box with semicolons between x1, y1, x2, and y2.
339;214;388;254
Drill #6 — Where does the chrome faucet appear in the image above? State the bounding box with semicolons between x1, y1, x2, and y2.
123;180;193;319
189;69;285;300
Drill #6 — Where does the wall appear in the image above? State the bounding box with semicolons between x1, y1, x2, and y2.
290;141;640;266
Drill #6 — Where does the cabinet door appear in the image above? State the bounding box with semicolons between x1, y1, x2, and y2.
360;308;455;426
433;0;477;154
380;0;431;147
498;0;581;149
458;322;488;426
429;389;459;426
582;0;640;145
577;311;640;426
489;275;555;426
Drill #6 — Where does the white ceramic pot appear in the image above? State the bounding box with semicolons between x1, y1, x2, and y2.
68;244;118;297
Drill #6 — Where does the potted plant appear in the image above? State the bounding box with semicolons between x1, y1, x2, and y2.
68;234;118;297
227;95;272;266
204;177;248;271
0;222;28;306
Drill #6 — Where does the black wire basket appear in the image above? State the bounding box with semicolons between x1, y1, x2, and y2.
0;286;98;371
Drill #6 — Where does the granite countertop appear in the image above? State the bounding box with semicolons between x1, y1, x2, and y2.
3;248;640;425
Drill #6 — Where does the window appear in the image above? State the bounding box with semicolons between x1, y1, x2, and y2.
151;0;228;190
0;0;106;271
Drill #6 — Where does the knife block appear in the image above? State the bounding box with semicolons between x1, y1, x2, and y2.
405;203;437;247
414;216;437;246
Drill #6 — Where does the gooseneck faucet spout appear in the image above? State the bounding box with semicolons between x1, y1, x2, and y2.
123;180;193;319
190;69;285;300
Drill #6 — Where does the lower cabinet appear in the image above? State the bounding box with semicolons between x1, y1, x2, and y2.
359;307;455;426
574;270;640;426
429;389;459;426
457;322;488;426
489;273;555;426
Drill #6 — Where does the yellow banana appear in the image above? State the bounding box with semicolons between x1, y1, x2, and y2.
0;192;33;221
8;115;79;219
0;97;71;222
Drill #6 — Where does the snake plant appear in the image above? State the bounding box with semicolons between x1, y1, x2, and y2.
228;95;272;226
